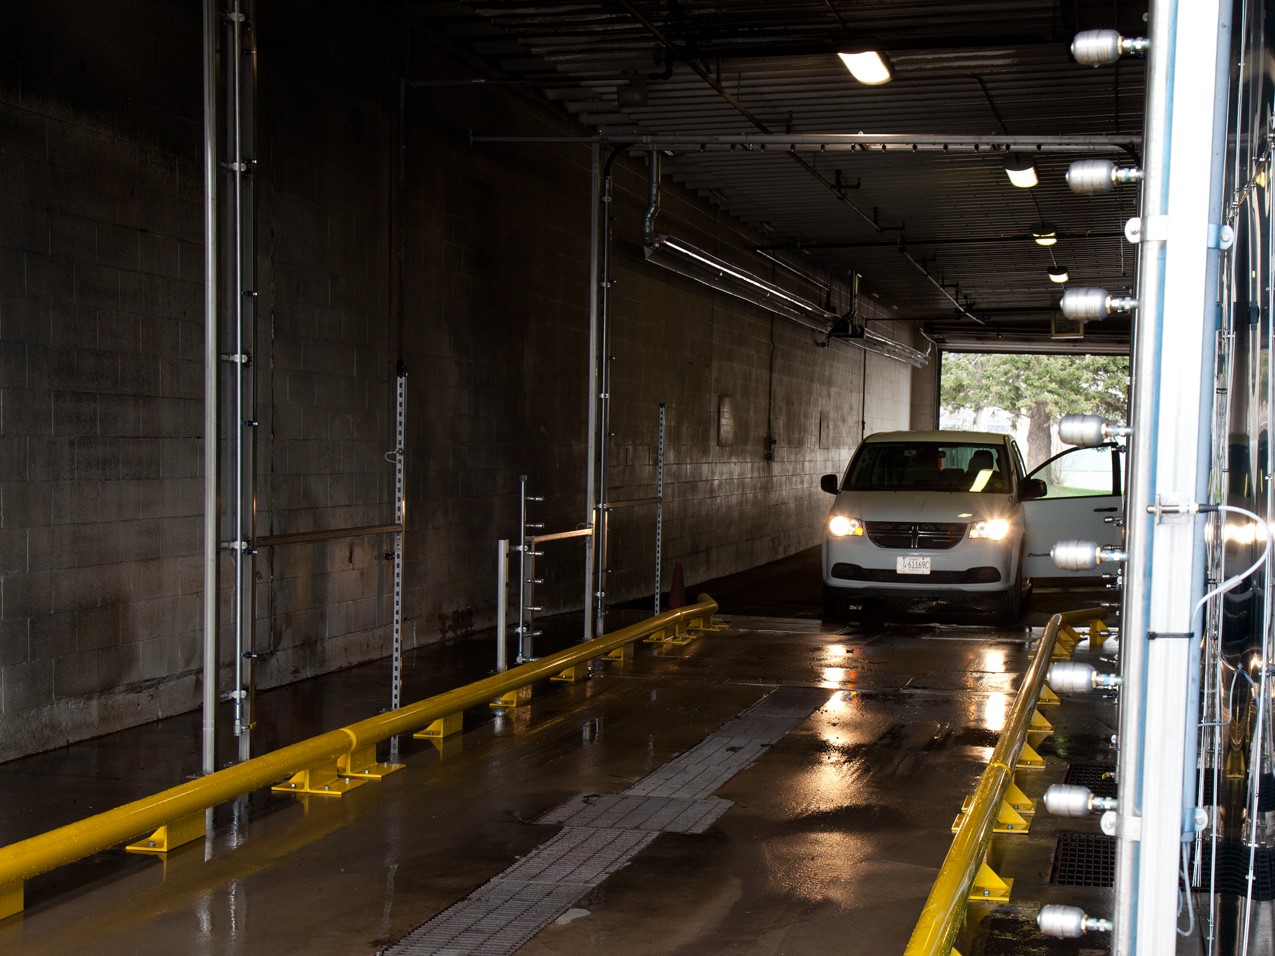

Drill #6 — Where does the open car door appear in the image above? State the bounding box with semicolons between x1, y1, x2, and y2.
1021;444;1125;580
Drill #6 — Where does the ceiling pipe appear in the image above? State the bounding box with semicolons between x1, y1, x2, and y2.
472;131;1141;154
756;231;1127;251
900;249;985;324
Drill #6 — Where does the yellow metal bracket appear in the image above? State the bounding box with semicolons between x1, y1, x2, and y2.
125;810;207;856
1052;624;1081;659
338;743;404;780
1026;709;1054;747
272;762;371;797
489;685;532;708
969;860;1013;902
601;642;633;661
413;711;462;739
551;662;590;682
0;882;21;922
1087;620;1112;650
1037;684;1061;707
1016;741;1045;771
1003;779;1035;815
646;625;692;645
955;789;1033;835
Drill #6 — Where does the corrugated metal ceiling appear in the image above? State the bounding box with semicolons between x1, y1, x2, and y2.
410;0;1147;352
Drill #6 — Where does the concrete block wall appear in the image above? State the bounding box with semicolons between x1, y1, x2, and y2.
0;0;926;760
0;2;209;758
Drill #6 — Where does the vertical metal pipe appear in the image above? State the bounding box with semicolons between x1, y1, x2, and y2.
1110;0;1172;945
201;0;220;777
1179;0;1233;903
496;539;509;672
229;0;245;757
583;142;600;641
226;0;258;765
593;153;623;636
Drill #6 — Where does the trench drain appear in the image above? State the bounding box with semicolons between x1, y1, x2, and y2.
1050;830;1116;887
381;685;828;955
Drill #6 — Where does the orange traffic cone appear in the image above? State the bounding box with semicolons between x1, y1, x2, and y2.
668;561;687;609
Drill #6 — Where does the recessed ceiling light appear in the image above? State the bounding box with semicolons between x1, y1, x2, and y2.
837;51;892;86
1032;225;1058;246
1005;157;1038;188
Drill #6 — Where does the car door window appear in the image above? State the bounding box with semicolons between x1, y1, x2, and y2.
1026;444;1123;498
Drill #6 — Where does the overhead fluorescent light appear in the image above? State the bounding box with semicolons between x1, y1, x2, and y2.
644;234;928;366
838;51;892;86
1004;157;1038;188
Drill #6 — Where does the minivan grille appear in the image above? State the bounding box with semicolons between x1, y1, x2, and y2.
865;521;968;550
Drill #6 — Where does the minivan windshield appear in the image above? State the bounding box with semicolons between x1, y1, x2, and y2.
844;441;1009;493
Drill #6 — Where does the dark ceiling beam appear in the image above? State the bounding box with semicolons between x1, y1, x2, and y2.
757;231;1127;250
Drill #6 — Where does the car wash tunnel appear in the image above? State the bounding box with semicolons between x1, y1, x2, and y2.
0;2;1272;955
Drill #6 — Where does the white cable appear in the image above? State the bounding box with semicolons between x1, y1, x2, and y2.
1192;502;1270;954
1178;840;1197;937
1193;504;1272;624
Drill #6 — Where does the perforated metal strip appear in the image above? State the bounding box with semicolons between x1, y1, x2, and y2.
383;686;829;955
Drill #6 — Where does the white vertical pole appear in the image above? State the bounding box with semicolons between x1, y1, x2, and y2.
1115;1;1230;951
496;539;509;672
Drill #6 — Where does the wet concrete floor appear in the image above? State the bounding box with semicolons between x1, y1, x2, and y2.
0;548;1120;954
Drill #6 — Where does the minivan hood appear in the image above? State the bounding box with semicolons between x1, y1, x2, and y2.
831;490;1015;523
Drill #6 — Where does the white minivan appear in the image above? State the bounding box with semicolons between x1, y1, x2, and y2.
820;430;1123;622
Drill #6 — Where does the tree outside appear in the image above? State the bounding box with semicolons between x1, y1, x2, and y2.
940;353;1130;470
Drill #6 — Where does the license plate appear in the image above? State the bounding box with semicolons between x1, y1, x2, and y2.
896;555;931;575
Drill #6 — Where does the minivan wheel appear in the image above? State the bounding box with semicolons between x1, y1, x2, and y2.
996;567;1024;625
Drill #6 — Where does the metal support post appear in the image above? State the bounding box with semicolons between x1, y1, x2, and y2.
496;539;510;672
218;0;258;764
389;372;406;763
200;0;219;776
583;141;600;641
593;150;624;639
516;477;544;662
1112;1;1230;951
517;476;528;661
653;403;666;614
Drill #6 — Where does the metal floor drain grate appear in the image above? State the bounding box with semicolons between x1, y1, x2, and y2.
386;686;822;954
625;737;775;799
719;714;812;740
384;880;585;955
384;829;657;956
1063;763;1118;799
1051;830;1116;887
499;827;657;885
537;793;732;833
741;686;833;719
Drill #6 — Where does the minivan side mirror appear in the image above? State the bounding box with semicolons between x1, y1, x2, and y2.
1021;478;1048;500
820;474;840;495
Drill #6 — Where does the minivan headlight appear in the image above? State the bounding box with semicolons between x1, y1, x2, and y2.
969;518;1011;540
828;515;865;538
